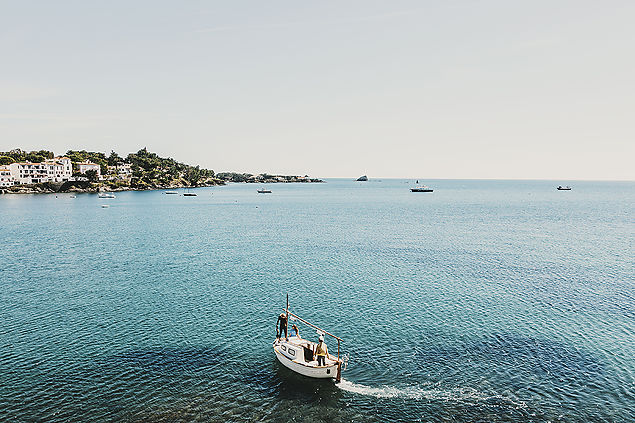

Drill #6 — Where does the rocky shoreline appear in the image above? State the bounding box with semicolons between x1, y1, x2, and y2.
0;178;324;195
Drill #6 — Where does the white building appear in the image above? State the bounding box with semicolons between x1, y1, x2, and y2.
106;163;132;181
48;157;72;181
116;163;132;175
0;166;14;187
77;162;101;179
8;157;73;185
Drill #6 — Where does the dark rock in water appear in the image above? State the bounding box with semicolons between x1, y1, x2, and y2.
356;175;368;181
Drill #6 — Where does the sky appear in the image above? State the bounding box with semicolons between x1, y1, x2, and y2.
1;0;634;180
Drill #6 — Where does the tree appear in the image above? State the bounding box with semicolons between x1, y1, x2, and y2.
185;166;201;186
84;169;99;182
0;156;15;165
25;153;46;163
32;150;54;159
107;150;121;166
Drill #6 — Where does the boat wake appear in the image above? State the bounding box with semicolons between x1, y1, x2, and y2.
337;379;526;407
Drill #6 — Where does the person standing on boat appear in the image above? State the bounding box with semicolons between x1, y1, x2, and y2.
277;313;288;340
315;335;328;366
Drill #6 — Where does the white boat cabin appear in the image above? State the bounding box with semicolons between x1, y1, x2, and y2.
273;336;342;380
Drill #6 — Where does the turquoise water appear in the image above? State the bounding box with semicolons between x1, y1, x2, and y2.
1;179;633;422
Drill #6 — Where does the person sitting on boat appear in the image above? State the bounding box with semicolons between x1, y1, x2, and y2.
277;313;288;340
291;324;300;338
315;335;328;366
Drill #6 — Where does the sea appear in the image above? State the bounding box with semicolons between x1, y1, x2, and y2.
0;179;633;423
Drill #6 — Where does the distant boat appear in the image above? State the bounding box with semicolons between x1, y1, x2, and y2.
257;188;272;194
411;186;433;192
98;193;116;198
356;175;368;181
557;186;572;191
101;204;110;208
165;191;178;194
183;192;197;196
69;195;76;198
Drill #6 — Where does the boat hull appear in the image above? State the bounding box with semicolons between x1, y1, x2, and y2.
273;345;339;379
411;189;433;192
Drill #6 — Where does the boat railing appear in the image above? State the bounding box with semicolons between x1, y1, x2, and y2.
283;308;343;362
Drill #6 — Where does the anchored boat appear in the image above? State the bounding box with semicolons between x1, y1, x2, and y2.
410;185;433;192
273;296;346;382
257;188;272;193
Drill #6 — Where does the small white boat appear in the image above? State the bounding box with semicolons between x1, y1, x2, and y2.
257;188;272;194
557;186;572;191
101;204;110;208
98;193;116;198
273;296;346;382
165;191;178;195
411;185;433;192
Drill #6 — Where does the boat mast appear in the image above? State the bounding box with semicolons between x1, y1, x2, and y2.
283;297;344;383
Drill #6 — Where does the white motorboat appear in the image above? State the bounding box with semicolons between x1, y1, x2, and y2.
410;185;433;192
98;193;116;198
165;191;178;194
272;296;346;382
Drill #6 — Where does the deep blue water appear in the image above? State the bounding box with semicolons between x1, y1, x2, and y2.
1;179;633;422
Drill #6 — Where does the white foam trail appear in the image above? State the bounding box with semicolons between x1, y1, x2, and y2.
337;379;526;407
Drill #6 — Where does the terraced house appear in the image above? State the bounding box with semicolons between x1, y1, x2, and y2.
8;157;73;184
0;166;14;187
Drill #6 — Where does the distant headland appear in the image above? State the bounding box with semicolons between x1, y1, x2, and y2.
0;148;323;194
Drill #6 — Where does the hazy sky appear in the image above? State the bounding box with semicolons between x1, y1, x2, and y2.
1;1;633;179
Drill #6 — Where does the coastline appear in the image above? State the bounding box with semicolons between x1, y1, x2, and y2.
0;178;324;195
